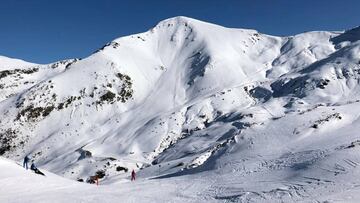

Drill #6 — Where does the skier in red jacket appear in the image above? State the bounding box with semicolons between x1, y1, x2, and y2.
131;169;136;181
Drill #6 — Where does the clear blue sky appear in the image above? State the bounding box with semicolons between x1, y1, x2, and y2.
1;0;359;64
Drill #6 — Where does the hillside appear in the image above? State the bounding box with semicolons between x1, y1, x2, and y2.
1;17;360;202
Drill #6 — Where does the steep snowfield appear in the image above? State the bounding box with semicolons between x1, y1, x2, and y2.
1;17;360;202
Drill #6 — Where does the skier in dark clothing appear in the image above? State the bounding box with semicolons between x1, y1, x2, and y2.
131;169;136;181
30;163;45;176
23;155;30;170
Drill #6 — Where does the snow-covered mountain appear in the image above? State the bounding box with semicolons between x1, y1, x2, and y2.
1;16;360;202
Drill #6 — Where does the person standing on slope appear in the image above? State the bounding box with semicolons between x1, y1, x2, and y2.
23;155;30;170
131;169;136;181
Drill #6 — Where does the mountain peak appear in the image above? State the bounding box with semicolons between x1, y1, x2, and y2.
152;16;225;32
156;16;206;25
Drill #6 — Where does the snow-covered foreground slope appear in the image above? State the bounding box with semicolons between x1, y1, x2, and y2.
1;17;360;202
0;157;203;202
2;152;360;203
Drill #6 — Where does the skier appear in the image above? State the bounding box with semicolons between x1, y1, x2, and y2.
23;155;30;170
30;162;45;176
131;169;136;181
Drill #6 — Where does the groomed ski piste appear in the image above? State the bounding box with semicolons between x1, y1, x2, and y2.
1;16;360;202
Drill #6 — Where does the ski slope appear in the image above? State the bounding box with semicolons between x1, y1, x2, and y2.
0;157;199;202
1;17;360;202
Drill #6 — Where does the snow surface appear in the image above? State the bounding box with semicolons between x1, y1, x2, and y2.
0;55;37;71
1;16;360;202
